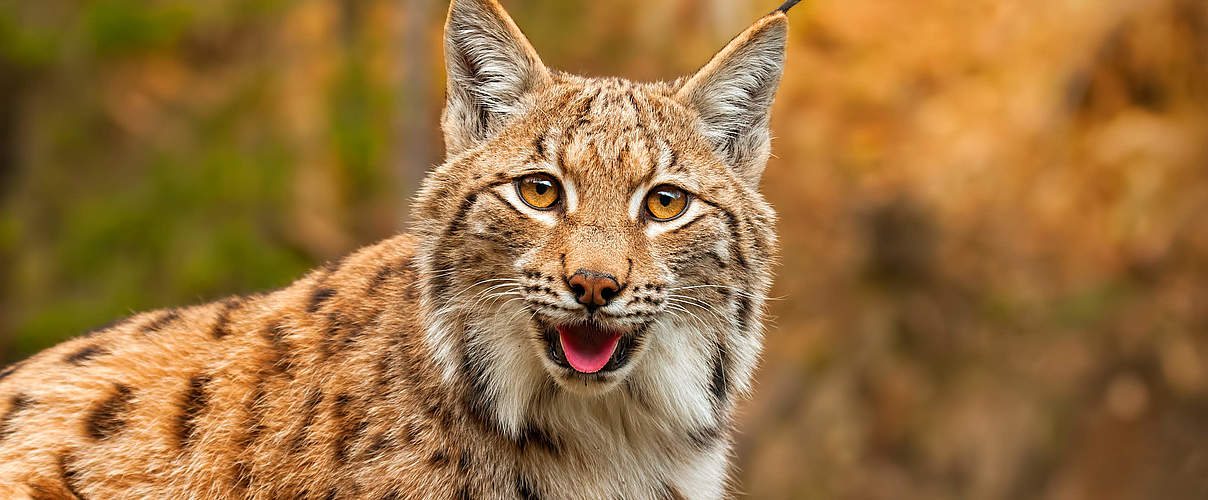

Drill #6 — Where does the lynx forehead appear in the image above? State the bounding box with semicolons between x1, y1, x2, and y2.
0;0;792;498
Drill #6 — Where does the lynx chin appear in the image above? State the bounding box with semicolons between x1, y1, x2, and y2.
0;0;794;497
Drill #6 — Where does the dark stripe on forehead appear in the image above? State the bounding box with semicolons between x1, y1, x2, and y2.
87;383;134;440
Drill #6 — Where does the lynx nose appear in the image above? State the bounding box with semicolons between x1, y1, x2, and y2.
568;269;620;310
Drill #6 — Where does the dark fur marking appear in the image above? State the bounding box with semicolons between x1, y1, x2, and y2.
289;389;324;453
736;296;754;335
660;482;688;500
692;200;750;270
457;448;472;472
456;485;472;500
140;309;180;334
87;384;134;440
516;425;561;455
331;393;362;464
516;474;542;500
668;211;716;235
264;322;297;376
58;454;87;500
688;425;723;449
308;287;337;314
0;361;22;382
378;490;402;500
709;342;729;408
65;344;107;365
241;378;268;450
368;265;394;295
212;297;242;339
0;393;33;441
488;190;530;220
534;133;546;159
177;375;211;448
429;449;449;468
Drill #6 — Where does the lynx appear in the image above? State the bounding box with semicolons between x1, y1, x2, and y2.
0;0;795;497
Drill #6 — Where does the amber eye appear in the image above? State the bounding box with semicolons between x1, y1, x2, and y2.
516;173;561;210
645;185;689;221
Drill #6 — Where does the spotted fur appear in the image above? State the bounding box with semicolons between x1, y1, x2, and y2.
0;0;789;497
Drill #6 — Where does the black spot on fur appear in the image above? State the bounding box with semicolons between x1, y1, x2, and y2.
456;485;472;500
516;474;542;500
141;309;181;333
0;393;33;441
65;344;107;365
177;375;211;448
87;384;134;440
308;287;336;314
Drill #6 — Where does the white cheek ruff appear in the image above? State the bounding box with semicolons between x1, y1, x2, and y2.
496;183;559;227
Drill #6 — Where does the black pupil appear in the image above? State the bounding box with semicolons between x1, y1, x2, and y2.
659;192;673;207
534;181;549;195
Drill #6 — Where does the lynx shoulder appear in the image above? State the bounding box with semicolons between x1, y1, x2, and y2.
0;0;794;498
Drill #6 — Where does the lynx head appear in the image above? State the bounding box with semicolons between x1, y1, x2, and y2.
414;0;784;439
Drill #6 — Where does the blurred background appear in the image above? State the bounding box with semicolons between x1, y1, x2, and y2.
1;0;1206;498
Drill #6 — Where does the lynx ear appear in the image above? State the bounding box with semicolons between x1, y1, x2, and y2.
442;0;552;155
676;13;788;186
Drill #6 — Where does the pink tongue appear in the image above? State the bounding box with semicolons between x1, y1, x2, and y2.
557;325;622;374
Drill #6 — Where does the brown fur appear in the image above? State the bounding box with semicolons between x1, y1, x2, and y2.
0;1;790;498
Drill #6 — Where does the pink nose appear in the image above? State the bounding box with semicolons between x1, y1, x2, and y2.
568;270;620;309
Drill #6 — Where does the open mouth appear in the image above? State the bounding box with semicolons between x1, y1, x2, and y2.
541;322;636;374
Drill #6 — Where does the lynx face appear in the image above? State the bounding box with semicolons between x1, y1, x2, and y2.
414;0;784;440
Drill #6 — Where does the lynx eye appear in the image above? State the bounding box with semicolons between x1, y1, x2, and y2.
516;173;561;210
645;185;689;221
